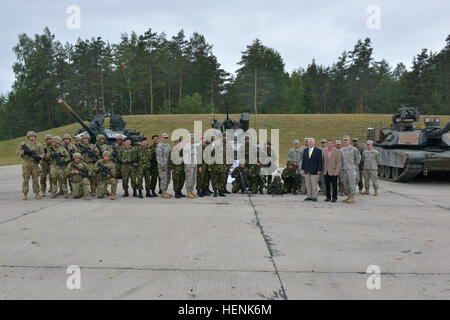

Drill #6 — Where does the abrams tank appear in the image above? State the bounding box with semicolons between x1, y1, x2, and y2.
367;106;450;182
57;99;144;146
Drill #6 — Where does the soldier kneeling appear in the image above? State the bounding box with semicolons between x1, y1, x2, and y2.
66;153;91;201
94;151;117;200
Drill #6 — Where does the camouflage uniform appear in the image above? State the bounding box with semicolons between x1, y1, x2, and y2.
94;135;112;159
183;140;199;197
281;164;297;193
136;144;152;197
16;131;44;198
119;145;137;193
156;138;172;196
288;146;302;192
340;145;361;197
267;175;284;195
111;139;124;179
94;153;117;199
40;135;53;195
49;137;71;197
248;163;265;194
354;142;366;191
149;142;159;193
196;143;208;196
210;145;226;195
231;165;248;193
79;137;98;195
362;148;380;193
170;144;185;196
65;153;91;199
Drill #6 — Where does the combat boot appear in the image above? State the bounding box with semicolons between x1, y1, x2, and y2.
84;195;90;201
175;191;181;199
347;195;355;203
260;189;264;195
342;195;350;203
110;193;116;200
91;190;96;197
197;190;204;197
106;190;111;196
23;194;28;201
374;190;378;196
50;192;57;199
35;193;41;200
223;188;230;194
180;192;186;198
293;189;298;195
362;189;370;195
40;192;46;197
57;189;64;196
219;191;226;197
145;189;151;198
123;189;129;197
133;189;138;197
187;192;195;199
161;191;172;199
203;188;211;196
158;189;162;195
138;190;143;199
64;192;68;199
151;190;157;197
213;191;218;197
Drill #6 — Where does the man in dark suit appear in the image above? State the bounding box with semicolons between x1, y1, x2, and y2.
301;138;323;201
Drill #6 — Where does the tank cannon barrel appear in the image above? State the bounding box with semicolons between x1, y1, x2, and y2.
57;99;96;138
433;122;450;138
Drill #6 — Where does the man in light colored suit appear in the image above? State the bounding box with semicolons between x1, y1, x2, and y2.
322;139;342;202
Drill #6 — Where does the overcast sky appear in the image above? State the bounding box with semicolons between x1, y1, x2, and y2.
1;0;449;96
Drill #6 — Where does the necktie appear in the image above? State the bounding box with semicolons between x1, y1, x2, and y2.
309;148;312;159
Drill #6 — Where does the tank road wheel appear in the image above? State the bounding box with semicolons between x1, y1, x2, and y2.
378;165;383;177
384;166;392;179
392;167;400;181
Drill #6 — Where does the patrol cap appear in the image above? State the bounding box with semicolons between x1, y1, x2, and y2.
353;137;358;142
63;134;71;140
73;153;82;159
293;139;300;144
96;134;105;141
343;135;350;140
26;131;37;138
367;140;374;145
321;139;327;143
45;134;53;141
287;160;294;166
336;140;342;145
162;133;169;139
304;138;309;142
103;151;111;157
152;135;159;139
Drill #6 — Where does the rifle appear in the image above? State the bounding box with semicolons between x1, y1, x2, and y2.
79;145;98;159
97;162;115;178
256;172;266;192
50;147;67;169
96;143;104;158
71;164;90;180
22;144;42;163
111;147;121;164
239;169;250;194
64;144;74;160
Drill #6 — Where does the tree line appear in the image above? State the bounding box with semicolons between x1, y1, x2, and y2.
0;27;448;139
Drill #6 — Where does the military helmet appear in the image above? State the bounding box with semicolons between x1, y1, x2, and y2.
103;151;111;157
26;131;37;138
45;134;53;141
63;134;72;140
287;160;294;166
73;153;82;159
96;134;105;141
82;134;90;140
53;136;62;145
75;137;82;142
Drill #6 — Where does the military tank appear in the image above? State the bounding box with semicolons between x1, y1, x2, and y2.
366;106;450;182
211;104;250;133
57;99;144;146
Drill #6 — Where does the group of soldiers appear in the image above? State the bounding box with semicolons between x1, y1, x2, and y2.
17;130;380;203
284;136;381;203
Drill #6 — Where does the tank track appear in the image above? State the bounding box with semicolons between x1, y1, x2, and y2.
379;162;423;182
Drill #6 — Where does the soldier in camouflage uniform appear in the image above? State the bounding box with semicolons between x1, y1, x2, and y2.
318;139;327;193
112;134;125;180
221;134;232;194
282;161;298;194
16;131;44;200
231;163;249;194
49;136;71;199
340;136;362;203
353;138;366;194
183;134;200;199
149;135;160;197
203;138;213;195
65;152;91;200
62;134;77;194
248;160;265;194
362;140;381;196
336;140;345;195
40;134;53;197
94;151;117;200
94;134;111;159
170;139;185;199
210;138;226;197
119;137;137;197
267;171;284;195
196;138;208;197
79;134;98;196
136;137;152;198
157;133;173;199
288;139;302;193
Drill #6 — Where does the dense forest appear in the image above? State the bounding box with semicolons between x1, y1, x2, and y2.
0;27;448;139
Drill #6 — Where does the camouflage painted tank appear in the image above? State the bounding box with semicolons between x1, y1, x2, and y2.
367;106;450;182
57;99;144;146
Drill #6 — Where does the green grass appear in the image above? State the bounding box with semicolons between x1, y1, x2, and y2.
2;113;449;167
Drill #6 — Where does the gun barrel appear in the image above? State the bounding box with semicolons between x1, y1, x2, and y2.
435;122;450;138
57;99;96;138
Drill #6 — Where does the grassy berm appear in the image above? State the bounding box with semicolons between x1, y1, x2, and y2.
1;113;449;167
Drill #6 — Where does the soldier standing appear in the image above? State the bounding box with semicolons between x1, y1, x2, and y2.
149;135;160;197
336;140;345;196
362;141;380;196
49;136;71;199
183;134;199;199
119;137;137;197
157;133;173;199
94;134;111;159
40;134;53;197
353;138;365;194
203;138;213;195
112;134;125;180
221;134;233;194
65;152;91;201
170;138;186;199
211;138;226;197
231;163;248;193
79;134;98;196
196;138;207;197
94;151;117;200
136;137;152;198
340;136;361;203
288;139;302;193
16;131;44;200
63;134;76;194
